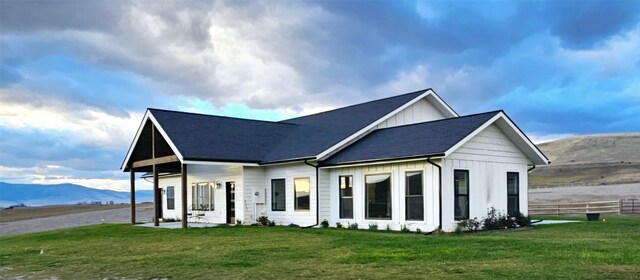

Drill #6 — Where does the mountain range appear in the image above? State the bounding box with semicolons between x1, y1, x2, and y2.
0;182;153;207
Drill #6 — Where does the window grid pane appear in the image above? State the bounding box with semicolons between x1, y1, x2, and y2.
271;179;286;211
454;170;470;220
339;175;353;219
365;174;391;219
405;171;423;221
507;172;519;216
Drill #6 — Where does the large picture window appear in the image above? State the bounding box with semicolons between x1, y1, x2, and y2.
405;171;423;221
339;175;353;219
271;179;286;211
294;177;310;211
192;182;214;211
365;174;391;219
454;170;469;220
507;172;520;216
166;186;175;210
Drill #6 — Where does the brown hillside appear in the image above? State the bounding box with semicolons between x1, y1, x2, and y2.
530;133;640;186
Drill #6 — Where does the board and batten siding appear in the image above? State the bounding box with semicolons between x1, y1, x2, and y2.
375;97;448;129
245;163;318;226
441;123;530;231
327;160;440;232
158;164;243;224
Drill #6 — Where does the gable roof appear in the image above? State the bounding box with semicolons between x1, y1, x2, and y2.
322;111;501;166
146;109;297;163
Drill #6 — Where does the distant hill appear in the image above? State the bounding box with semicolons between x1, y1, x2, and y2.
530;133;640;186
0;182;153;207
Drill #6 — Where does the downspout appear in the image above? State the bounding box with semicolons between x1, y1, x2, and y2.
527;165;536;172
303;159;320;228
426;157;443;231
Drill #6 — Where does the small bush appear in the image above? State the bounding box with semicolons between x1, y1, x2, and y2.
257;216;270;226
400;224;410;233
250;223;259;227
513;212;532;227
235;219;242;226
349;223;359;230
483;207;505;230
288;223;300;228
416;228;422;234
336;222;343;228
368;223;378;231
268;220;276;227
386;224;391;231
320;219;329;228
458;218;481;231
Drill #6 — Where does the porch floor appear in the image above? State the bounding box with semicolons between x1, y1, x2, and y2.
136;222;221;229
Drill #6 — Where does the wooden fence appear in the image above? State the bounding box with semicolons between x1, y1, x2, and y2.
529;199;640;215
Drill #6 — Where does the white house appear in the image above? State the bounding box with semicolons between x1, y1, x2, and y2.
121;89;549;232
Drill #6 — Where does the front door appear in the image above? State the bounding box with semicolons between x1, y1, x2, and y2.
226;182;235;224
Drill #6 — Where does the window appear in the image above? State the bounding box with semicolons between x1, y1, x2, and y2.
271;179;286;211
192;182;214;211
405;171;423;221
339;175;353;219
365;174;391;219
454;170;469;220
507;172;520;216
166;186;175;210
294;177;310;211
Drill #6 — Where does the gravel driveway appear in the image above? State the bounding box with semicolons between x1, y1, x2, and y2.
0;204;154;236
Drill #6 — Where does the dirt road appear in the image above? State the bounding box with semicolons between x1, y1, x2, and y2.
0;204;153;236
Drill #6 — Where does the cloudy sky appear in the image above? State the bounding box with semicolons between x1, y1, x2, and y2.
1;1;639;191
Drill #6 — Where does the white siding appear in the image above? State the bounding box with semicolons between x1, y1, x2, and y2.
244;163;318;226
242;166;264;224
375;98;448;129
441;124;530;231
158;164;243;224
327;160;440;232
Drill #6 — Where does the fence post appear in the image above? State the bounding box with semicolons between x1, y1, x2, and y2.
619;199;623;215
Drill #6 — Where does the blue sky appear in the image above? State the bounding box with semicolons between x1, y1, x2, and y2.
1;1;639;191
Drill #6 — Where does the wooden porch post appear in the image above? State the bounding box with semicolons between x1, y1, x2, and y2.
153;164;160;226
130;166;136;225
181;164;188;228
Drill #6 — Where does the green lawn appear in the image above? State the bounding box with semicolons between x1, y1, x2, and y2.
1;216;639;279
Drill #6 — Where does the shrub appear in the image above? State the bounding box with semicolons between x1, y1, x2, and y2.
458;218;481;231
320;219;329;228
400;224;410;233
386;224;391;231
368;223;378;231
288;223;300;228
235;219;242;226
268;220;276;227
336;222;343;228
257;216;270;226
483;207;504;230
416;228;422;234
349;223;359;230
512;212;532;227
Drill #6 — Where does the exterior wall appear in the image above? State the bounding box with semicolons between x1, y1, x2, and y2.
158;164;243;224
375;98;447;129
441;124;530;231
245;162;318;226
327;160;440;232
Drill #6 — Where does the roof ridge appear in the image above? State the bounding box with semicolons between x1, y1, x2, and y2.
371;110;503;132
279;88;430;123
148;108;299;127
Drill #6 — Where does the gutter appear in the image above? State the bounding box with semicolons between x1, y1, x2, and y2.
426;157;443;231
528;165;536;172
303;159;320;228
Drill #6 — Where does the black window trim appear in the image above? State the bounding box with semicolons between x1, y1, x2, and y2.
454;169;470;221
338;174;354;219
364;172;393;221
405;170;424;221
271;178;286;211
507;171;520;216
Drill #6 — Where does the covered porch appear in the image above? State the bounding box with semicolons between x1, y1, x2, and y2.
123;119;190;228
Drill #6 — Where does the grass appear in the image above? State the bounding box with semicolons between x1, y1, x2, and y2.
0;204;134;223
1;216;639;279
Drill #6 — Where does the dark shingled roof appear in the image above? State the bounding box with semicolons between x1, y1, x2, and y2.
261;89;427;162
149;109;297;163
147;89;428;164
321;111;502;166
